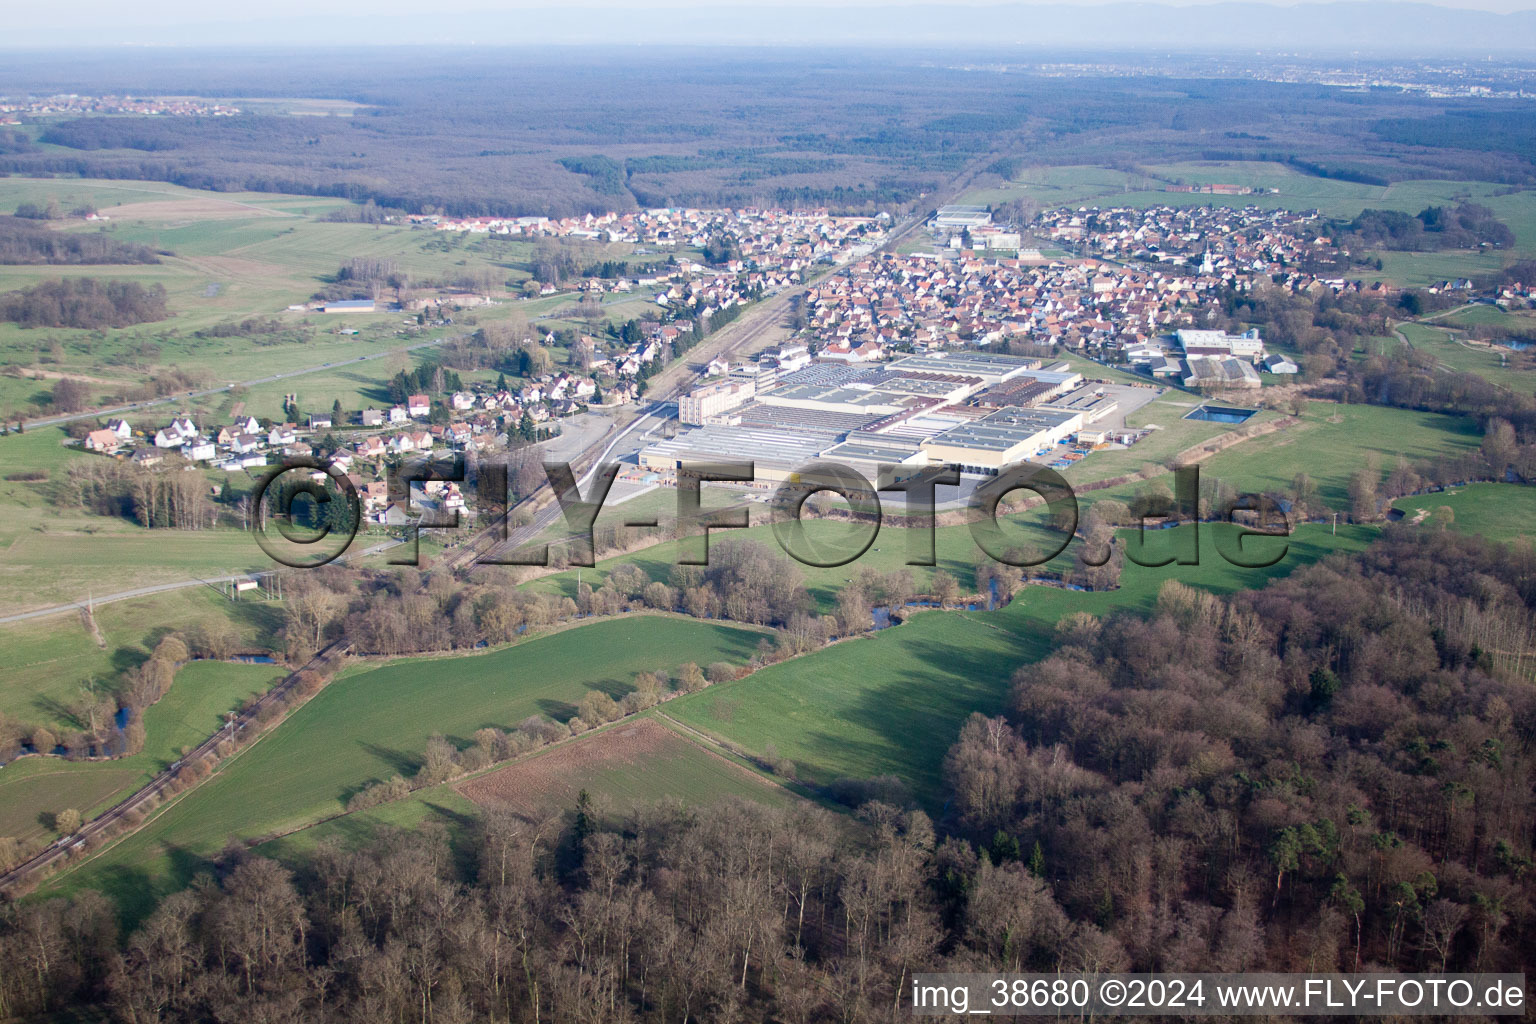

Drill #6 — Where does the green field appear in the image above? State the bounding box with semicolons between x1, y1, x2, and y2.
668;521;1376;807
0;661;281;845
1197;401;1482;507
0;176;652;421
255;717;795;869
39;615;766;919
1374;250;1509;288
1391;483;1536;544
1395;322;1535;392
0;585;282;733
251;787;483;865
1431;305;1533;330
668;610;1034;804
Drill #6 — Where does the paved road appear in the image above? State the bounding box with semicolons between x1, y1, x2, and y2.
444;403;666;569
16;336;455;430
0;639;351;895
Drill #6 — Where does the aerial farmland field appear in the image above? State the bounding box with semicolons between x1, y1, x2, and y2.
38;614;767;918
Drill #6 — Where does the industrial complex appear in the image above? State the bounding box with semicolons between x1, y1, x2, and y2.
641;351;1149;486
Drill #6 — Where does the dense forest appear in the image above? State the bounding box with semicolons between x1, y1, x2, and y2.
2;52;1533;216
1;527;1531;1021
950;528;1536;981
0;216;160;265
0;278;168;328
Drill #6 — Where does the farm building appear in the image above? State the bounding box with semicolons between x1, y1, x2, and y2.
321;299;378;314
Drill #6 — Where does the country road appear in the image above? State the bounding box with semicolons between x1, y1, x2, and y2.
0;639;352;895
15;335;455;430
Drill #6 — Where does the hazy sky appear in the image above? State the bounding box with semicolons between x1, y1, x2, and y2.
7;0;1536;50
9;0;1536;26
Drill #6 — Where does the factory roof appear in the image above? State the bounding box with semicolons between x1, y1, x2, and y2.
885;352;1040;383
1042;385;1119;417
640;423;840;468
924;407;1081;453
734;403;882;433
820;436;926;465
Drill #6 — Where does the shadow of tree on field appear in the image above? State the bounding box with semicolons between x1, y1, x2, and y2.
358;741;421;778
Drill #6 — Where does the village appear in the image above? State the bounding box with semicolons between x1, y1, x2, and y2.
64;195;1536;531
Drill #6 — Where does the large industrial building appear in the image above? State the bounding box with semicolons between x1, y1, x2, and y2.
919;407;1084;472
1175;328;1265;361
929;205;992;231
642;352;1109;480
637;424;840;484
1041;384;1120;423
1183;356;1262;389
678;378;755;425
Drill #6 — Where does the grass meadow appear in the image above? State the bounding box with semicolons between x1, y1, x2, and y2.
666;521;1376;807
1196;401;1482;507
0;661;281;846
0;584;282;729
0;176;649;422
1391;482;1536;544
1396;321;1536;392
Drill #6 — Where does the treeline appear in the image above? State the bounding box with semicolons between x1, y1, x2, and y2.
945;527;1536;977
61;457;226;529
1286;158;1392;188
387;364;463;405
1373;109;1536;166
1210;281;1395;379
193;316;305;342
1345;348;1536;426
0;130;35;156
279;538;994;666
8;56;1532;220
319;198;399;223
557;154;629;196
0;216;159;265
0;278;167;329
1332;203;1514;252
283;538;814;663
3;799;962;1022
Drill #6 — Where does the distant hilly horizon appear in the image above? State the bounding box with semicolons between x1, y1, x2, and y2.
4;1;1536;53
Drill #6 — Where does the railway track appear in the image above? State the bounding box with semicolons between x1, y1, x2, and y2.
0;639;352;895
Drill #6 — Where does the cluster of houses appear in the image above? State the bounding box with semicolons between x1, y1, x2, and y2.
409;207;882;267
792;248;1309;388
0;94;239;117
780;198;1505;387
797;250;1220;360
1035;203;1345;273
77;370;605;477
403;207;880;302
85;413;360;472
